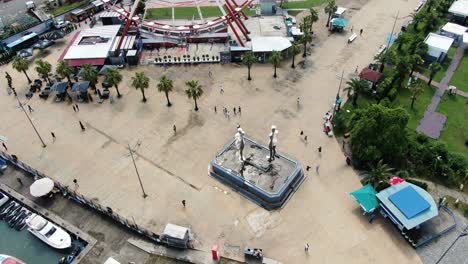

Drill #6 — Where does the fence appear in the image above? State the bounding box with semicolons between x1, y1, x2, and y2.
0;151;165;246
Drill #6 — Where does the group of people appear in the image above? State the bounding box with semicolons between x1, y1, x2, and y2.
216;106;242;120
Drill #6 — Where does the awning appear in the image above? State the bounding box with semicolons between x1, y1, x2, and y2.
331;18;349;27
50;81;69;92
71;81;90;92
68;58;106;67
98;65;117;75
7;32;38;48
350;184;379;213
30;178;54;197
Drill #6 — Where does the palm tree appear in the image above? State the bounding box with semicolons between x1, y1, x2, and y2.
362;160;394;188
157;75;174;106
377;49;397;73
427;62;442;85
290;42;301;68
80;64;99;90
423;11;439;33
324;0;338;27
185;80;203;111
410;81;425;109
56;60;74;83
344;78;369;107
394;34;410;51
104;68;123;98
131;72;149;102
409;54;424;75
300;31;312;58
242;52;256;81
308;8;319;32
269;51;282;78
35;59;52;85
12;56;31;83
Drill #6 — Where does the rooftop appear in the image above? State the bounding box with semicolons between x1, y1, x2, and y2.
449;0;468;17
251;37;291;53
359;68;383;83
441;22;467;36
377;182;438;230
424;33;454;52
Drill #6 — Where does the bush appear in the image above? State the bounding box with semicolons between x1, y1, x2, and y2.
387;88;398;101
406;179;428;190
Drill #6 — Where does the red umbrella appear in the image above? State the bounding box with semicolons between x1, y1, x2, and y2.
390;176;405;185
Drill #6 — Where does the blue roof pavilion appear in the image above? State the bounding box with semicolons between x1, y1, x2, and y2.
377;182;438;230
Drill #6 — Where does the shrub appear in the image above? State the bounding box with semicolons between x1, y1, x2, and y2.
406;179;428;190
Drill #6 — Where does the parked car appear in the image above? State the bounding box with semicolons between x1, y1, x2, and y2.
55;20;70;29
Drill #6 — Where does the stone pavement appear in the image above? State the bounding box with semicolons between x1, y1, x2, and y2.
415;46;466;139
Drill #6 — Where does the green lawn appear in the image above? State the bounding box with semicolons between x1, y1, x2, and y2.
287;10;304;16
449;50;468;93
50;1;88;16
146;6;256;20
282;0;326;9
436;94;468;158
419;47;457;83
393;85;436;130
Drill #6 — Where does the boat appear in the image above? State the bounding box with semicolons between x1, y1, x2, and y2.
0;254;25;264
4;205;22;222
14;212;31;231
0;192;9;208
9;209;27;227
25;214;72;249
0;202;16;219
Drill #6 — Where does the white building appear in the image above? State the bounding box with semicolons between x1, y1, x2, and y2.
424;33;454;62
441;22;467;45
449;0;468;20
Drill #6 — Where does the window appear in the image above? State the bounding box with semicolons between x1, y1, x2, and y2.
45;227;57;238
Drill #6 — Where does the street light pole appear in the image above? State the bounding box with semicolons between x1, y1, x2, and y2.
11;88;46;148
380;10;399;72
435;224;468;264
332;70;345;117
128;144;147;198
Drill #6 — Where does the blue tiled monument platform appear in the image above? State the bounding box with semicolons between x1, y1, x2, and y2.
209;137;305;210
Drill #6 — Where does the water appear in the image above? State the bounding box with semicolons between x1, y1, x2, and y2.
0;219;71;264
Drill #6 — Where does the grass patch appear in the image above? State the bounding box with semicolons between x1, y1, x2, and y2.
287;10;304;16
393;85;436;130
419;47;457;83
50;1;88;16
449;50;468;93
146;6;256;20
436;94;468;158
443;195;468;218
282;0;326;9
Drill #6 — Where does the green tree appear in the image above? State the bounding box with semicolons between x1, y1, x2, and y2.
12;56;31;83
324;0;338;27
349;104;409;169
427;62;442;85
35;59;52;85
269;51;282;78
131;72;149;102
394;55;411;89
308;8;319;31
409;54;424;75
242;51;256;81
80;64;99;90
56;60;74;83
343;78;369;107
104;68;123;98
362;160;394;188
394;33;410;51
157;75;174;107
410;81;425;109
300;31;312;58
185;80;203;111
423;11;439;33
377;49;397;73
290;42;301;68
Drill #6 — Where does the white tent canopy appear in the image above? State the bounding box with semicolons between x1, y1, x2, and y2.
251;37;291;53
449;0;468;17
442;22;468;36
425;33;454;52
30;178;54;197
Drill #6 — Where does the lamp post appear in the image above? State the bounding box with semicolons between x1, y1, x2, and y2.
435;225;468;264
11;88;46;148
128;144;147;198
332;70;345;117
379;10;399;72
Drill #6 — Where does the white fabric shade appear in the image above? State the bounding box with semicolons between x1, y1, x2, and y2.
30;178;54;197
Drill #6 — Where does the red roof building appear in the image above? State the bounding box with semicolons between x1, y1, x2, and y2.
359;68;384;83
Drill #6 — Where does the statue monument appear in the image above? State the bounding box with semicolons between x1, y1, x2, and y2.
267;125;278;162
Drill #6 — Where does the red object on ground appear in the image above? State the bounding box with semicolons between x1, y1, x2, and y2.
390;176;406;185
212;243;219;260
68;58;106;67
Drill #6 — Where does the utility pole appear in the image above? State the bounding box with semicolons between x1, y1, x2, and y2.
435;224;468;264
12;88;46;148
128;143;147;198
380;10;399;72
332;70;345;117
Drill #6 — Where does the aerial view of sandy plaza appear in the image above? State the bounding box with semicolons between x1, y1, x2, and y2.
0;0;467;263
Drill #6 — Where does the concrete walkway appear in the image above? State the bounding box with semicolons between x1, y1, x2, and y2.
415;46;466;139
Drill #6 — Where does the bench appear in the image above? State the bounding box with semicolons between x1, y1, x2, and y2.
348;33;357;43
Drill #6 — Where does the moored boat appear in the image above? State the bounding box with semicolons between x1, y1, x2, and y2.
25;214;72;249
0;254;25;264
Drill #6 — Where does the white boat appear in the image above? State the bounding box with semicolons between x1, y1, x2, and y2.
0;254;25;264
0;192;9;208
25;214;72;249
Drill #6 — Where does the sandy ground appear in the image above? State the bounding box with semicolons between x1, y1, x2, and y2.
0;0;423;263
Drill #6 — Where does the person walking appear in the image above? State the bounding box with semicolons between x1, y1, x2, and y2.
360;28;363;35
233;107;236;115
173;124;177;134
318;146;322;153
304;243;309;252
2;142;7;151
73;105;77;112
300;130;304;136
73;179;79;189
51;132;56;142
316;165;320;174
306;165;311;171
17;178;23;186
182;200;186;207
304;136;308;142
297;97;300;107
75;104;80;111
27;105;34;113
214;106;217;113
79;121;85;131
238;106;241;115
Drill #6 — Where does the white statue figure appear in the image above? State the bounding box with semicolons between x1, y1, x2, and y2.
235;126;245;161
268;125;278;162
